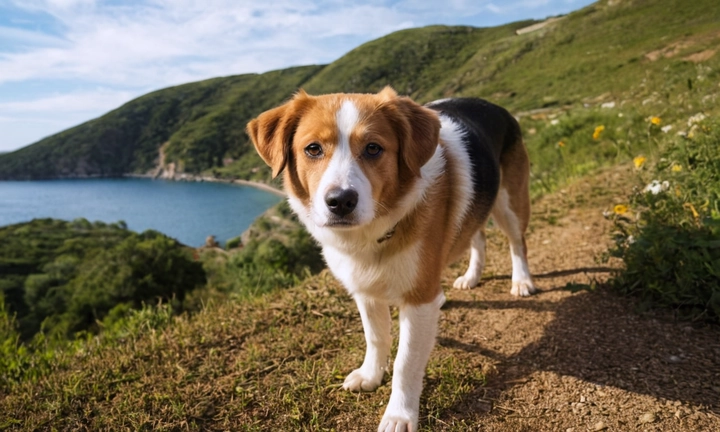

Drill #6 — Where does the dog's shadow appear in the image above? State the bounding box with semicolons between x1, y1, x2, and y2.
431;272;720;422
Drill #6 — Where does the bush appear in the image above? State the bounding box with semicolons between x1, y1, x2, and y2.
0;220;206;340
61;231;206;335
607;118;720;322
225;235;242;249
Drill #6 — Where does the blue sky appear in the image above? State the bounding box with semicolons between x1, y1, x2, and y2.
0;0;595;152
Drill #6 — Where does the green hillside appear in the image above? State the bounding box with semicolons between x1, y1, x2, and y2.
0;66;322;181
1;0;718;182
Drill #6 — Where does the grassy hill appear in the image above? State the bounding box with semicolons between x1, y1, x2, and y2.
1;0;718;182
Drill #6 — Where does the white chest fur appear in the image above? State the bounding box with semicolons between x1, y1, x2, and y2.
322;241;422;305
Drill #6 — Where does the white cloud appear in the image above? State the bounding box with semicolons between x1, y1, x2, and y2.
0;25;68;49
0;88;134;113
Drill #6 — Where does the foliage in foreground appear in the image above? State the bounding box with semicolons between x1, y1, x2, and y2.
0;218;206;340
198;201;324;302
0;274;487;430
608;117;720;322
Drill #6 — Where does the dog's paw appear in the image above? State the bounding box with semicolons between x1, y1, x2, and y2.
453;274;478;290
343;368;383;392
378;415;417;432
511;279;536;297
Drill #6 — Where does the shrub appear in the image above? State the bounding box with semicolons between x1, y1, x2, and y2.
0;220;206;340
607;118;720;322
225;235;242;249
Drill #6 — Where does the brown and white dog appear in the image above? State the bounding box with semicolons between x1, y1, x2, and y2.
247;87;535;431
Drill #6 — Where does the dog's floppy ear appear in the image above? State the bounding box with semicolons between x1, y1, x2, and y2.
247;90;311;178
380;87;440;177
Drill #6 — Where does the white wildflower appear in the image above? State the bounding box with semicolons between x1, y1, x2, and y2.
661;125;673;133
687;113;706;127
643;180;670;195
550;119;559;126
601;101;616;109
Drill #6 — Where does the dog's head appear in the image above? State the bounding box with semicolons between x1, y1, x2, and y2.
247;87;440;232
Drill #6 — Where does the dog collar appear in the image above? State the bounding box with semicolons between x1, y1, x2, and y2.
377;225;397;244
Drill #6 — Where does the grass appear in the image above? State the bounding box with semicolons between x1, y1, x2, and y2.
0;273;490;431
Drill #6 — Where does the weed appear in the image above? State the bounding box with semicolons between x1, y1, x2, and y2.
607;118;720;322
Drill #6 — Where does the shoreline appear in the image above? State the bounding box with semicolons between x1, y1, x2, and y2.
231;179;286;197
123;173;286;197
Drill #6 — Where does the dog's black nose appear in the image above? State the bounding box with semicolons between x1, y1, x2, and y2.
325;188;358;217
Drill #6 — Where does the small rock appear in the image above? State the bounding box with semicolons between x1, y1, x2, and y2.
566;428;574;432
580;395;586;403
593;421;607;431
639;413;656;424
668;355;682;363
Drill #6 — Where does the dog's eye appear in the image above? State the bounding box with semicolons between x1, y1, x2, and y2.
304;143;323;158
365;143;383;157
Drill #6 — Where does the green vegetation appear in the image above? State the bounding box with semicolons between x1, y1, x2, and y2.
198;201;323;301
608;117;720;322
0;219;205;340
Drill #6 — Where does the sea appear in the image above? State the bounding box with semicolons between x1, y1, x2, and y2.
0;178;283;247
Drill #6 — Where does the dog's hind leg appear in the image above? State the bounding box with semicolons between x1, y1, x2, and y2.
453;228;487;289
491;186;536;297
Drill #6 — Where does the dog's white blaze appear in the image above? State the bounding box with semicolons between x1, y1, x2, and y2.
438;115;474;234
310;100;374;228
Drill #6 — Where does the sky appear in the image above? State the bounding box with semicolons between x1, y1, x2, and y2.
0;0;595;153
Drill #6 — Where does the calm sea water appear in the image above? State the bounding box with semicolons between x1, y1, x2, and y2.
0;178;282;247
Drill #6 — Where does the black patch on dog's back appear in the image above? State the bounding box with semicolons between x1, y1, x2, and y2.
425;98;522;222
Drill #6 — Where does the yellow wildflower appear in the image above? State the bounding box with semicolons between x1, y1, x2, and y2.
558;141;565;148
613;204;628;215
593;125;605;140
671;164;683;172
633;156;647;169
683;202;699;219
650;116;662;125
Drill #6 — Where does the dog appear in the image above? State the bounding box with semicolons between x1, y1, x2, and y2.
247;86;535;431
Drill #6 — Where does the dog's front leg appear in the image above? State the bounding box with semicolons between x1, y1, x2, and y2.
343;295;392;392
379;292;445;432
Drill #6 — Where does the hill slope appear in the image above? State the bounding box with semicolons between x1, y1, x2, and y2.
1;0;719;181
2;167;719;430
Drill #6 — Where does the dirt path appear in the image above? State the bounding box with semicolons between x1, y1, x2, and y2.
433;167;720;431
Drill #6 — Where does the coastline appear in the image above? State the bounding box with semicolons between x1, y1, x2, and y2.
231;179;286;197
123;173;286;197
